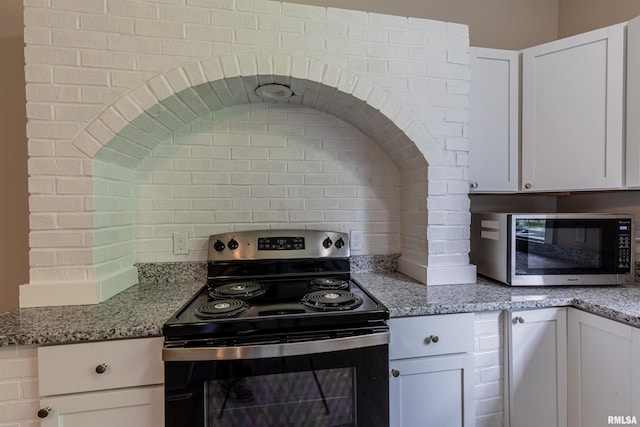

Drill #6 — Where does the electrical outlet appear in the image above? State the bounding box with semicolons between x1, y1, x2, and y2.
350;230;363;251
173;232;189;255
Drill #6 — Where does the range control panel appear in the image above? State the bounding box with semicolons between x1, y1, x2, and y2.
208;229;349;262
258;237;305;251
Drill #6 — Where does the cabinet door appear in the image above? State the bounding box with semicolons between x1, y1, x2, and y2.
389;353;474;427
39;385;164;427
506;308;567;427
567;308;635;427
521;23;625;192
627;15;640;187
469;47;520;193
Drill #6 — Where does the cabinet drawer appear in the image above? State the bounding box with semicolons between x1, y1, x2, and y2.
38;337;164;396
389;313;474;359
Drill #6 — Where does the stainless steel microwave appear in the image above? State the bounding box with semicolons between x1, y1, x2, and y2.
471;213;633;286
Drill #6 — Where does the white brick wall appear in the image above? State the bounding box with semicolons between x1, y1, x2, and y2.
0;347;39;427
474;311;505;427
22;0;474;306
135;103;402;262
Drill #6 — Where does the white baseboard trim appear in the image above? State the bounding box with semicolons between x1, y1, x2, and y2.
426;264;477;285
398;257;478;285
19;267;138;308
99;267;138;301
397;257;427;284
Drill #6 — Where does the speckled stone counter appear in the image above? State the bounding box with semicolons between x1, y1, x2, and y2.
0;281;203;346
353;272;640;327
2;270;640;347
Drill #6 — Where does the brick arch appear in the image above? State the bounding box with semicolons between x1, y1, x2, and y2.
70;53;438;171
21;52;473;308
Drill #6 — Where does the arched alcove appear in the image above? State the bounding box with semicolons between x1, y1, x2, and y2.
58;54;435;304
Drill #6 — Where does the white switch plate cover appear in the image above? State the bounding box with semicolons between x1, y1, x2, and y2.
173;232;189;255
350;230;363;250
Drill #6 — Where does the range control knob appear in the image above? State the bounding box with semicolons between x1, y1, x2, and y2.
228;239;239;250
322;237;333;249
213;240;225;252
335;238;345;249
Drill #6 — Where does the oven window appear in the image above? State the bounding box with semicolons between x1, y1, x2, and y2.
205;367;354;426
515;218;616;275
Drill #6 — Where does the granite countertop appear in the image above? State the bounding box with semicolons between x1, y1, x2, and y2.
354;272;640;327
0;281;203;347
2;272;640;347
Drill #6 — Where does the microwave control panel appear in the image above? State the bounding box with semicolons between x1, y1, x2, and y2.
617;219;632;272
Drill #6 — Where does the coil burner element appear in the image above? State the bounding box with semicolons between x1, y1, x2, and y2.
195;299;249;319
301;290;363;312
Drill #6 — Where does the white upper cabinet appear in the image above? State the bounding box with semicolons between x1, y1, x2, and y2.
627;15;640;187
469;47;520;193
521;23;626;192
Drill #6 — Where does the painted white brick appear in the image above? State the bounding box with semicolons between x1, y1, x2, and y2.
253;211;289;222
107;0;159;19
0;382;20;401
24;8;78;29
235;0;282;14
23;0;472;300
79;14;134;34
214;211;251;223
290;210;323;223
326;7;366;25
135;19;184;39
23;26;52;45
52;28;108;49
80;50;135;70
282;2;325;20
236;29;280;47
186;0;233;8
281;33;325;51
259;15;303;33
58;213;94;229
108;34;162;54
160;4;210;23
185;24;234;43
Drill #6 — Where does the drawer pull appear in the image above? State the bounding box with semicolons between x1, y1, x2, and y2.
513;316;525;324
391;369;400;377
37;407;52;419
424;335;439;344
95;363;108;374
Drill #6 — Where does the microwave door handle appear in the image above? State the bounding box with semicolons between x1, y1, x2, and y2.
162;331;390;361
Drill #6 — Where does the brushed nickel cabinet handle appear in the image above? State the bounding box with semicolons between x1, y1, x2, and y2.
37;407;52;418
424;335;439;344
513;316;525;324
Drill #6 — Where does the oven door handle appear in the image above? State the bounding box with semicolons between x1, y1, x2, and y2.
162;331;389;361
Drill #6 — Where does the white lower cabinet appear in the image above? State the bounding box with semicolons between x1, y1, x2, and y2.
505;307;567;427
37;337;164;427
389;313;475;427
567;308;640;427
38;386;164;427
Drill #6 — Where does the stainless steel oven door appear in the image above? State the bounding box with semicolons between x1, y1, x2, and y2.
163;332;389;427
